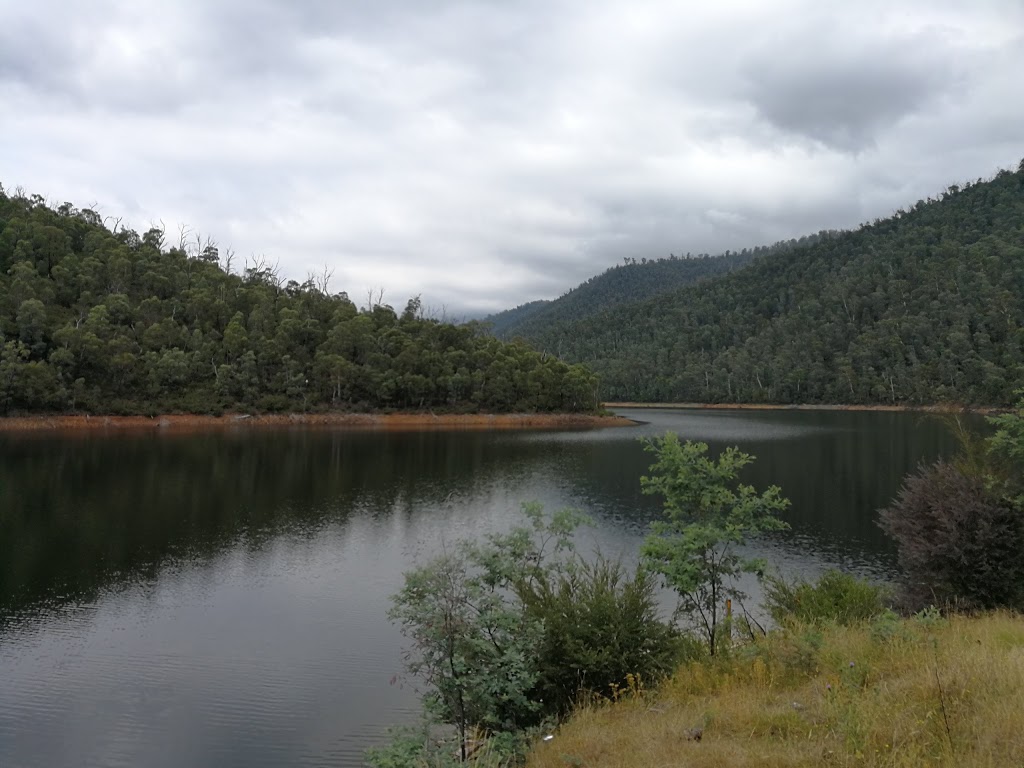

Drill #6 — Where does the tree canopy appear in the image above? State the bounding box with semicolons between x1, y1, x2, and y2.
485;240;828;340
0;188;599;415
502;162;1024;406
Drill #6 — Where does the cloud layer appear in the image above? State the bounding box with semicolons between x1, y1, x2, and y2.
3;0;1022;315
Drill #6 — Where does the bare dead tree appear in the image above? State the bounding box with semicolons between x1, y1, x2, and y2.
104;215;123;234
268;258;283;290
146;219;167;250
421;303;450;322
196;232;219;263
245;254;267;281
243;254;282;292
365;286;386;310
314;264;334;295
222;246;236;275
178;223;192;253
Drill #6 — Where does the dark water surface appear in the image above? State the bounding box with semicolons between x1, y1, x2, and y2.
0;408;975;767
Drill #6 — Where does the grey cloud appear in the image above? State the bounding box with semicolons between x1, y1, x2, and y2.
2;0;1022;317
741;30;959;151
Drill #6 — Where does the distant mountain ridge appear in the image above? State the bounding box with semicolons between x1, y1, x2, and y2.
486;235;838;341
485;299;551;337
500;161;1024;406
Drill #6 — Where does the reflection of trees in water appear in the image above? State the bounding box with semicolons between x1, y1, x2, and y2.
552;410;974;569
0;431;518;616
0;411;975;618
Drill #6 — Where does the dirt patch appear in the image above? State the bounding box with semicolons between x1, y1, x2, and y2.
0;412;638;435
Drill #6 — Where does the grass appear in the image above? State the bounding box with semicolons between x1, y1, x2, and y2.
526;611;1024;768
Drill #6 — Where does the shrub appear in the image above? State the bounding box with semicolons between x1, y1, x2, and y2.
879;461;1024;611
762;569;890;626
385;504;683;760
256;394;292;412
518;554;685;715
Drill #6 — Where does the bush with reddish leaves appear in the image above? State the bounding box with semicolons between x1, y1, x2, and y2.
879;460;1024;611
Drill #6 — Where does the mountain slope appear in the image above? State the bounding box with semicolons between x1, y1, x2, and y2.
522;162;1024;406
485;299;551;337
0;190;599;415
487;235;841;342
493;250;758;340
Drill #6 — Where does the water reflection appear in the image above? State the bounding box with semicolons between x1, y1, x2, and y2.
0;408;975;767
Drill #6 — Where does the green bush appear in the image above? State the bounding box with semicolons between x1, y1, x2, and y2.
518;554;685;715
384;503;686;764
762;570;890;626
256;394;293;413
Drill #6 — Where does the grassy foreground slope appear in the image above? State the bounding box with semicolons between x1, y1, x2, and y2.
528;612;1024;768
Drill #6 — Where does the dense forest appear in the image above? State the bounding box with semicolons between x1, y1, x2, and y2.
509;162;1024;406
486;249;754;340
0;188;599;415
485;233;838;341
485;299;551;338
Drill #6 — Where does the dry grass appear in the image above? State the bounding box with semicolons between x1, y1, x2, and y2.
527;612;1024;768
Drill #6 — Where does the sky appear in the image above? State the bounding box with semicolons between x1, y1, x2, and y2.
2;0;1022;317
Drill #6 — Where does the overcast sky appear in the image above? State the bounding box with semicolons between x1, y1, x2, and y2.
2;0;1021;316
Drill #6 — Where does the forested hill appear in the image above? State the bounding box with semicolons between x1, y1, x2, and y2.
485;299;551;337
0;189;599;415
517;162;1024;406
485;234;841;342
486;249;755;340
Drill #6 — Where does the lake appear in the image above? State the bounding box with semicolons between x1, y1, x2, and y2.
0;408;974;767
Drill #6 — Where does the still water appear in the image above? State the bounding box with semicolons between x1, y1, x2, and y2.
0;408;974;767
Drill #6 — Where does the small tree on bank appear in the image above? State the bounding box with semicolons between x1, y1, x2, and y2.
987;391;1024;505
388;504;580;758
381;503;684;765
639;433;790;655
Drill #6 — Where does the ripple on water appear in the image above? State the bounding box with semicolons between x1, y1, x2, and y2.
0;412;964;766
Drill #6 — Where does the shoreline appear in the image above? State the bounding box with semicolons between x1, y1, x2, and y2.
0;412;637;435
606;401;1006;414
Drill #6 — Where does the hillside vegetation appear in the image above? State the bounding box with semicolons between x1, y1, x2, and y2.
489;235;841;342
527;611;1024;768
513;162;1024;406
369;400;1024;768
0;188;598;415
485;299;552;338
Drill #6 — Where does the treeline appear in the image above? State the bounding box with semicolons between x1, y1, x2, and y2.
485;233;837;342
512;162;1024;406
484;299;550;338
0;189;599;415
